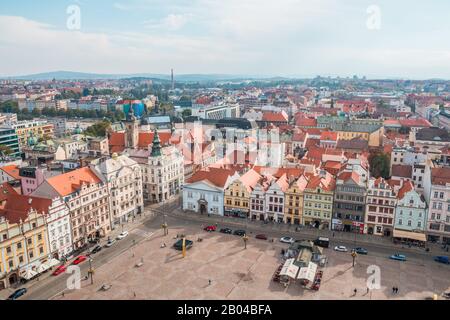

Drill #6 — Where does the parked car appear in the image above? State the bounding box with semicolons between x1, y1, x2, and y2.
204;225;217;232
434;256;450;264
7;288;27;300
353;247;368;255
105;239;116;247
219;228;233;234
255;234;268;240
90;245;102;254
72;255;87;265
280;236;295;244
334;245;348;252
52;265;67;276
117;231;129;240
390;254;407;261
233;229;246;236
173;239;193;251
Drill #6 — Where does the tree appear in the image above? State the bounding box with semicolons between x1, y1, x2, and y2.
0;145;13;156
84;120;111;137
181;109;192;118
369;152;390;179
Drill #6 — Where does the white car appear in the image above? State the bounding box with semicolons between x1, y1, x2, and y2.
280;236;295;244
105;239;116;247
334;245;348;252
117;231;129;240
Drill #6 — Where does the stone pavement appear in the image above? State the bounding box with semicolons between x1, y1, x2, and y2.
52;219;450;300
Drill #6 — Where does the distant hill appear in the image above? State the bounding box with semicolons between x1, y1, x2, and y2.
5;71;267;82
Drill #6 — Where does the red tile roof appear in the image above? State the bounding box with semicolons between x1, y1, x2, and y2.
431;167;450;185
296;117;317;127
0;194;52;224
398;118;432;128
391;164;412;179
109;131;172;152
262;111;288;123
187;167;236;188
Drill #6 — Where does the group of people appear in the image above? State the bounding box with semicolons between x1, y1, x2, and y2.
392;286;400;294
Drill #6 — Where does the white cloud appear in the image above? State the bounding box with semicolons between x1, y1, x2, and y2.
1;0;450;79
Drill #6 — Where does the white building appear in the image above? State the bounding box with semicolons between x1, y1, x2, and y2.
92;154;144;227
45;197;73;259
183;167;238;216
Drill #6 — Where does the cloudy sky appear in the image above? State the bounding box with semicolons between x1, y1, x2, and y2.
0;0;449;79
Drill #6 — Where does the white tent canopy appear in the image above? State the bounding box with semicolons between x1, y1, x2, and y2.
20;269;38;280
297;262;318;282
279;258;299;279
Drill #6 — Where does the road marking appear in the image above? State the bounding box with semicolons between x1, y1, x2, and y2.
131;229;154;238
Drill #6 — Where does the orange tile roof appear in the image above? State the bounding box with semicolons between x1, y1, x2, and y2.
0;165;20;180
397;180;414;200
320;131;338;141
46;167;102;196
399;118;432;128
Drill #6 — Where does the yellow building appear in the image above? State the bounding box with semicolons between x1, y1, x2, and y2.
303;171;336;230
0;203;50;290
284;174;309;225
8;120;54;147
335;124;384;147
224;169;262;218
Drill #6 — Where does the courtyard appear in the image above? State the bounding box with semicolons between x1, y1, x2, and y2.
52;217;450;300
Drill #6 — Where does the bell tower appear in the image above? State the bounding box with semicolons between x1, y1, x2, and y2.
125;104;139;149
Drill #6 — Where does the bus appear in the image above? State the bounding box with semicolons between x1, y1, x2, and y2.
314;237;330;248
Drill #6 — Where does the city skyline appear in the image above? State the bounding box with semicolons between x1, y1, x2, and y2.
1;0;450;79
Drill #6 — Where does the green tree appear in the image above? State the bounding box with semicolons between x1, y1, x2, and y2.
84;120;111;137
369;152;390;179
181;109;192;118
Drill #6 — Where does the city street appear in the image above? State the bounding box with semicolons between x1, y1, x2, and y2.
8;202;448;300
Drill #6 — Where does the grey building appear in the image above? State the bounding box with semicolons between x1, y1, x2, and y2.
332;171;367;232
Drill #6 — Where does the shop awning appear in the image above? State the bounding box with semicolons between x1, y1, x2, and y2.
393;229;426;242
20;269;38;280
37;263;50;274
48;258;61;268
279;258;299;279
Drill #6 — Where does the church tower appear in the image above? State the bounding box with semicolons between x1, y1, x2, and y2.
125;104;139;149
151;129;162;157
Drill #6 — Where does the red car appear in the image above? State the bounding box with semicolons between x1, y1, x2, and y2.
204;225;217;232
256;234;268;240
52;265;67;276
72;255;87;265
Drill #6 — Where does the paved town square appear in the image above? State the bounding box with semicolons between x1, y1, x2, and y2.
52;216;450;300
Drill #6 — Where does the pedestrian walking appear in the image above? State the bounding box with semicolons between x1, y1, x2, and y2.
366;287;369;294
209;279;212;286
134;292;136;297
396;287;399;294
353;288;357;296
332;232;335;237
62;292;65;298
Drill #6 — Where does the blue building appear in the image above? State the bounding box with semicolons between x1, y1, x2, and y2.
394;180;427;232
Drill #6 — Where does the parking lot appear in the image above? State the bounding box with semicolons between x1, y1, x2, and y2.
50;214;450;300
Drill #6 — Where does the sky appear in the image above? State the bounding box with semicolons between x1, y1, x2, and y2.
0;0;449;79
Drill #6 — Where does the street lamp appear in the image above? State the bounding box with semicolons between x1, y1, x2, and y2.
88;258;94;285
351;250;357;268
243;234;249;249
